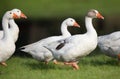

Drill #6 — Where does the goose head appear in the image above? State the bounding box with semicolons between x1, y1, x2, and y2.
87;9;104;19
65;18;80;27
11;9;27;19
3;11;20;20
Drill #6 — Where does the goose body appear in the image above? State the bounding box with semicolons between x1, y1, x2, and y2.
20;18;80;64
0;11;18;66
45;9;104;69
98;31;120;59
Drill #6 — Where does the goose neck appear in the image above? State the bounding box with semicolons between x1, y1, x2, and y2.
2;17;10;40
61;22;71;37
85;16;96;34
9;19;19;32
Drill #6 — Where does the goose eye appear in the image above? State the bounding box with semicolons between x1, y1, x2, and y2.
70;20;73;22
9;12;12;14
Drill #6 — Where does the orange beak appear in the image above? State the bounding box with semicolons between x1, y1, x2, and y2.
20;12;27;19
13;13;19;19
73;22;80;28
96;13;104;19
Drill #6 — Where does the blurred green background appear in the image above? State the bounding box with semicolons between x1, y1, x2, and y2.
0;0;119;18
0;0;120;55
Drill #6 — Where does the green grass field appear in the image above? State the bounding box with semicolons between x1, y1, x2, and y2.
0;49;120;79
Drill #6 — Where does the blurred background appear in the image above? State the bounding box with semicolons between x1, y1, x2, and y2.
0;0;120;55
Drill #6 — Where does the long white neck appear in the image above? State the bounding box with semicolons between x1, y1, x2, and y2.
85;16;97;37
2;17;11;40
9;19;19;33
61;22;71;37
9;19;19;42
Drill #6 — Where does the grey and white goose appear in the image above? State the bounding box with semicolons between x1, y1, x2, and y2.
44;9;104;70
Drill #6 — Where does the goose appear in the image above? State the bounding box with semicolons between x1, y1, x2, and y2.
20;18;80;64
44;9;104;69
98;31;120;61
0;9;27;42
0;11;21;66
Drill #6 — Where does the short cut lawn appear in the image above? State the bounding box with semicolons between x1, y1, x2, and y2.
0;49;120;79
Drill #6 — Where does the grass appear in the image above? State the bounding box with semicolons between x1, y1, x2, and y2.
0;50;120;79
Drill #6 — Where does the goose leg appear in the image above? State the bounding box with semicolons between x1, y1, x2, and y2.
64;62;79;70
53;60;64;65
118;54;120;60
0;62;7;66
44;60;59;65
53;60;58;64
116;54;120;65
44;61;49;64
72;62;79;70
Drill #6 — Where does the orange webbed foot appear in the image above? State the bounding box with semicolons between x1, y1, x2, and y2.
64;62;79;70
0;62;7;66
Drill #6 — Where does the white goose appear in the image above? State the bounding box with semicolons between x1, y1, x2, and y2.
0;11;21;66
44;9;104;69
98;31;120;60
20;18;80;64
0;9;27;42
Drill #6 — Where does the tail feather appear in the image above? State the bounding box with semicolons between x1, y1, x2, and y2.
19;44;36;53
19;45;32;52
15;46;28;54
19;46;26;52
